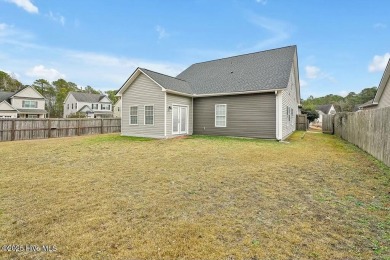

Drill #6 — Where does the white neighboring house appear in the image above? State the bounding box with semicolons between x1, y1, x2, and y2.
0;86;47;119
359;58;390;110
113;98;121;118
315;104;337;124
63;92;113;118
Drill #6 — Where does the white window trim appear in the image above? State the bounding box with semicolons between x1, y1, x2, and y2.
101;103;111;111
22;100;38;109
144;105;154;126
171;104;189;135
129;105;138;125
215;104;227;127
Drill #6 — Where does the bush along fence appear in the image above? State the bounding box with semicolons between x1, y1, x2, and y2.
322;107;390;167
0;118;121;142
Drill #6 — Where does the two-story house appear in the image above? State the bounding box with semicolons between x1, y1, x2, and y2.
315;104;337;124
113;98;121;118
63;92;113;118
0;86;47;118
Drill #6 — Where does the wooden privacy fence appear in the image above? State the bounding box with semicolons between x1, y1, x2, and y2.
296;114;308;131
322;107;390;167
0;118;121;142
322;114;335;134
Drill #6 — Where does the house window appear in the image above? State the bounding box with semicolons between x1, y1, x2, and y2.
144;105;154;125
129;106;138;125
67;104;69;110
75;103;78;110
291;108;294;125
92;104;98;110
72;104;74;109
117;107;120;111
287;106;290;122
101;104;111;110
22;100;38;108
215;104;227;127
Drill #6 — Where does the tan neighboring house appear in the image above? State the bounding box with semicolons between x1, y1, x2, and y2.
113;99;121;118
359;59;390;110
0;86;47;118
63;92;113;118
315;104;337;124
116;45;301;140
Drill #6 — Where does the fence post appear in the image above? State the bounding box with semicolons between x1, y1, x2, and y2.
101;119;104;134
48;119;51;138
77;119;80;136
11;119;15;141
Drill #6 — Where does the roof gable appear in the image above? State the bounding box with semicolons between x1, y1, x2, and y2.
0;100;17;111
316;104;334;114
69;92;110;103
78;105;93;113
373;59;390;104
12;86;45;99
99;96;112;103
116;68;166;96
117;45;298;97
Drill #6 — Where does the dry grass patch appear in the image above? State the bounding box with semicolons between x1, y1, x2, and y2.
0;132;389;259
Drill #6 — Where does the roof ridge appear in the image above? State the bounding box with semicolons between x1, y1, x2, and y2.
187;45;297;67
140;68;189;83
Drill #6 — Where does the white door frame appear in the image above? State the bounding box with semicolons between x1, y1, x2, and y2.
171;104;189;135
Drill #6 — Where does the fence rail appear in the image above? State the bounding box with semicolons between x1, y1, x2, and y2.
322;107;390;167
0;118;121;142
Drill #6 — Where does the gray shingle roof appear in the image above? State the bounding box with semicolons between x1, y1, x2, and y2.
140;68;193;94
0;91;15;102
316;104;333;114
70;92;109;103
176;45;296;95
358;99;376;109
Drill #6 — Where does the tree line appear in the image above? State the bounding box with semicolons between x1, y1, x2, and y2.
300;86;377;122
0;71;119;118
301;87;377;112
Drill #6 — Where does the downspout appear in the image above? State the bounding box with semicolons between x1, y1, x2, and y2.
164;91;167;138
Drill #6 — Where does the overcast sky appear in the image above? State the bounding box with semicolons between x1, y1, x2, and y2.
0;0;389;98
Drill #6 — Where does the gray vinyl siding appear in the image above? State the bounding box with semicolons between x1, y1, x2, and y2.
378;77;390;108
193;93;276;138
166;93;193;137
121;74;165;138
282;62;299;139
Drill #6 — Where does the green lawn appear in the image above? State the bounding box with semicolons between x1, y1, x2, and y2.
0;132;389;259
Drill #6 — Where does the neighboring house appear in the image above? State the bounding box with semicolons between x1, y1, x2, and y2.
359;59;390;110
113;98;121;118
63;92;113;118
315;104;337;124
0;86;47;119
116;45;301;140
